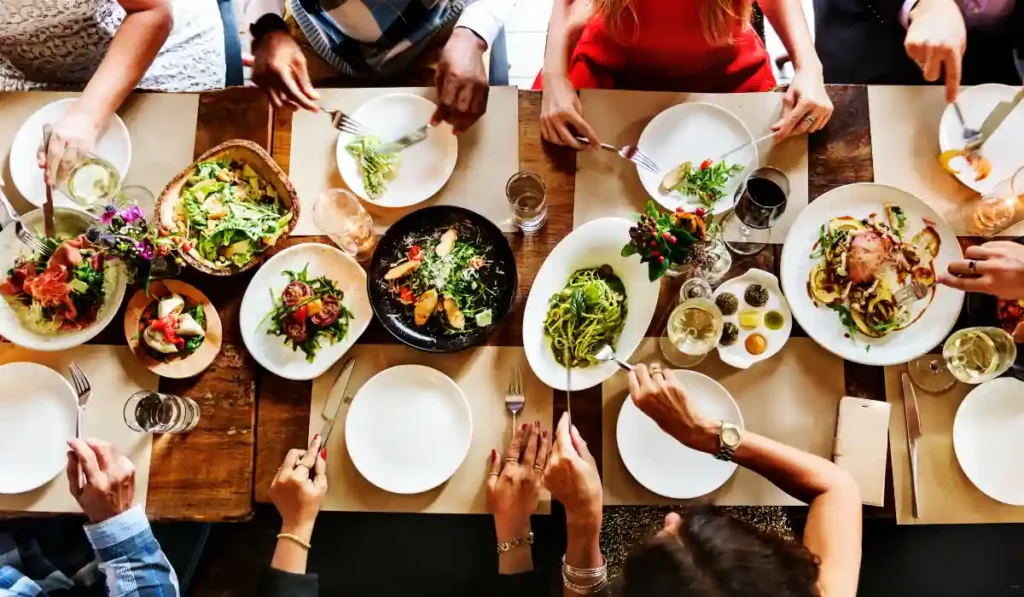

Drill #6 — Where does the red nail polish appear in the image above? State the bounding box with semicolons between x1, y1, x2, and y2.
491;449;497;460
543;431;548;438
320;448;327;461
521;423;527;431
313;434;320;441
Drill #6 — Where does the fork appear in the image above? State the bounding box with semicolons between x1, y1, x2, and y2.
69;362;92;488
0;184;53;256
895;280;930;309
575;136;661;174
505;364;525;430
952;102;983;151
319;106;374;137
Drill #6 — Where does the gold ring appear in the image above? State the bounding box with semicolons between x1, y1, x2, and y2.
804;115;816;126
489;472;500;477
504;457;519;465
533;466;544;473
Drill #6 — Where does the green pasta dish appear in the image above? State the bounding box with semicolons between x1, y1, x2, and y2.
543;265;628;367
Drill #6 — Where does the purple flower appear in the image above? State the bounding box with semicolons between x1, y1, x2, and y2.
135;237;155;261
98;205;117;226
119;205;145;224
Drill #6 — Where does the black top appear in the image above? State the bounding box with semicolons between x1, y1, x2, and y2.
257;568;546;596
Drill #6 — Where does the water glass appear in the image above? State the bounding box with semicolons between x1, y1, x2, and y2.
118;185;156;216
124;391;200;434
723;167;790;255
313;189;377;261
506;171;547;233
960;165;1024;237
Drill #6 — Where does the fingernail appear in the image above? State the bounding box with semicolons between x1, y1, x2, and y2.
320;448;327;461
313;434;320;441
491;449;497;460
543;431;548;439
521;423;527;431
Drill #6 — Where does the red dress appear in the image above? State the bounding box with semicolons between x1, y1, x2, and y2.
535;0;776;93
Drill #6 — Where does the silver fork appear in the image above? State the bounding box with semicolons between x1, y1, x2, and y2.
69;362;92;487
895;280;930;309
952;103;983;151
319;106;374;137
505;364;525;429
0;184;52;256
576;136;661;174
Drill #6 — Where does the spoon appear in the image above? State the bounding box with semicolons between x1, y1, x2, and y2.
594;344;634;372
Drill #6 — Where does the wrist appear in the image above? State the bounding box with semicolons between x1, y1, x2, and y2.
494;518;532;544
280;521;315;542
451;27;487;53
674;419;722;454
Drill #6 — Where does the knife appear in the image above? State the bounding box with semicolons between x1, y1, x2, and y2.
901;372;923;519
378;124;430;154
564;345;572;427
41;125;55;239
977;89;1023;148
317;357;357;445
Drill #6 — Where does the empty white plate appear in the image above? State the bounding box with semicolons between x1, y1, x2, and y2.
336;93;458;208
939;84;1023;194
345;365;472;494
617;370;743;499
9;98;131;208
953;377;1024;506
0;363;77;494
636;102;757;215
240;243;372;381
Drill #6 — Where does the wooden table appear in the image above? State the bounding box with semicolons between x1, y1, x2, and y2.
252;85;894;515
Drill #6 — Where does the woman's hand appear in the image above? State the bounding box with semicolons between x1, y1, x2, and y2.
938;242;1024;299
772;66;833;140
540;74;599;150
249;30;320;112
271;435;327;541
628;364;719;454
488;420;549;543
544;412;602;530
67;438;136;524
904;0;966;103
37;104;105;184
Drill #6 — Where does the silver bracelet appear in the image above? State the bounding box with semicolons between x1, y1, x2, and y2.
496;531;534;554
562;555;607;578
562;569;608;594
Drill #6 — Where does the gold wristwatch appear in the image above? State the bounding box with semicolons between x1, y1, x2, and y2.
714;422;742;462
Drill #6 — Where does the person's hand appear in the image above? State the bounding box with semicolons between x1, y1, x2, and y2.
37;104;104;185
544;412;602;529
248;30;320;111
67;438;136;524
540;73;599;150
938;241;1024;299
488;420;549;542
772;65;833;139
904;0;966;103
271;435;327;541
431;28;489;134
628;363;720;454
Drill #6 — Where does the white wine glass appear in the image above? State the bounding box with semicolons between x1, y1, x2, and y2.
659;278;724;368
908;326;1017;392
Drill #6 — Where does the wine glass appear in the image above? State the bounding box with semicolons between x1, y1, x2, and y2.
960;165;1024;237
908;326;1017;392
659;278;724;368
722;167;790;256
313;189;377;261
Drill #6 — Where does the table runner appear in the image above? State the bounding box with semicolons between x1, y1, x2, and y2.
287;87;519;236
574;90;809;243
0;344;158;514
885;366;1024;524
0;92;198;213
602;337;844;506
309;344;552;514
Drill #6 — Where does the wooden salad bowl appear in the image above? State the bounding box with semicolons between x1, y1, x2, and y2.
155;139;300;276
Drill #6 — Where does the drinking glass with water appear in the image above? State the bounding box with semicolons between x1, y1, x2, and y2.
506;171;547;233
124;391;200;434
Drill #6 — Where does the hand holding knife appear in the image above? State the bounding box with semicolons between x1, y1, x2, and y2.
313;357;357;460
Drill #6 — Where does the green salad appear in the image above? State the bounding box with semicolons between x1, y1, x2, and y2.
660;158;744;209
262;265;353;362
178;159;292;270
543;265;628;368
346;135;400;199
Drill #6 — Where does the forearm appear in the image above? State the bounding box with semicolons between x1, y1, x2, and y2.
85;506;180;597
498;547;534;574
543;0;590;79
563;521;603;597
733;431;851;503
757;0;820;71
271;521;314;574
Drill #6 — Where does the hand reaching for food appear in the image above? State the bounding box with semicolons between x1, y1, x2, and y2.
488;420;548;543
904;0;966;103
543;412;602;529
248;30;320;112
271;434;327;541
771;66;833;139
938;241;1024;299
627;364;719;454
540;74;599;150
67;438;136;524
432;28;490;135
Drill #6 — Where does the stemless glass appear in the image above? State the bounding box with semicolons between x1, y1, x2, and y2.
960;166;1024;237
506;171;548;233
124;391;200;433
52;146;122;210
659;278;724;368
313;189;377;261
723;167;790;256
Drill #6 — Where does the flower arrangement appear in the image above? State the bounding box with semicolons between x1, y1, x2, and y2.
91;204;188;292
622;201;721;281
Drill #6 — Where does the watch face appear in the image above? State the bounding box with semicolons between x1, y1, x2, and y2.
722;426;741;447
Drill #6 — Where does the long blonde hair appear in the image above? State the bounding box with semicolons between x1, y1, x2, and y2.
592;0;754;46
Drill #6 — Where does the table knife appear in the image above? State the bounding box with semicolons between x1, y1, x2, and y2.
901;372;923;518
317;357;357;445
41;125;55;239
378;124;430;154
978;89;1023;147
564;345;572;426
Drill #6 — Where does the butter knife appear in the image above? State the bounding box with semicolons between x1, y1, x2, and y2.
41;125;55;239
377;124;430;154
901;372;923;518
977;88;1023;148
317;357;357;445
564;344;572;426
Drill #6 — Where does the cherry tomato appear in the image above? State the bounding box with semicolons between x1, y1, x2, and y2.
399;286;416;304
699;159;713;170
408;245;423;261
292;304;308;324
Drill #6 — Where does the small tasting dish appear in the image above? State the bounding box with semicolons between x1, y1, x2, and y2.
713;269;792;369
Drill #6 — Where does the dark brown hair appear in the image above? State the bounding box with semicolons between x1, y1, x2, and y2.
617;507;822;597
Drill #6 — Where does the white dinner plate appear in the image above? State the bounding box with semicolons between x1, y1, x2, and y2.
953;377;1024;506
336;93;458;208
780;183;964;366
239;243;372;381
9;98;131;208
0;208;127;352
0;363;77;494
713;269;792;370
617;370;743;499
939;84;1023;194
523;217;661;391
636;102;757;215
345;365;472;494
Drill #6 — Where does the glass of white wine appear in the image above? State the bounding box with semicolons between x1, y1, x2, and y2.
660;278;724;368
53;147;122;210
909;326;1017;392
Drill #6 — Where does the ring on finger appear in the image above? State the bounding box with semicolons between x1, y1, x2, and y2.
804;115;816;126
489;472;500;477
968;260;977;272
504;457;519;465
533;465;544;474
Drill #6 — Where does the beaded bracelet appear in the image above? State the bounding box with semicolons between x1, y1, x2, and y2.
277;533;312;550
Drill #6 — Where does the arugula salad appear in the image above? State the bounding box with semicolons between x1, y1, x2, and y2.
178;159;292;270
660;158;744;209
262;265;354;362
346;135;400;200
